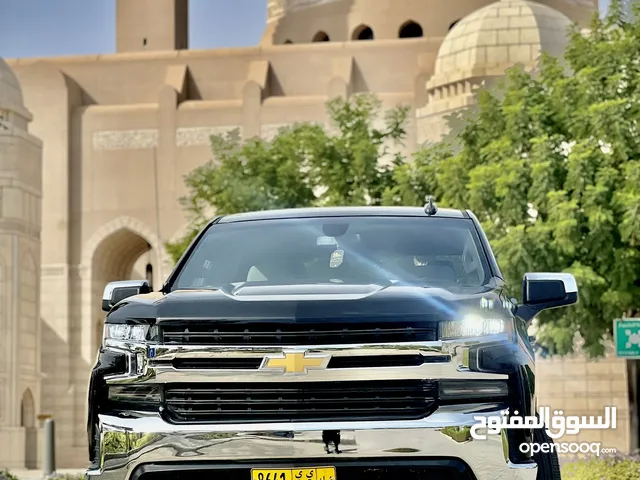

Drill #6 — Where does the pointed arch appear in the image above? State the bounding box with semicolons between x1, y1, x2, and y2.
21;389;37;468
81;216;169;269
312;31;330;42
81;216;170;365
20;389;35;428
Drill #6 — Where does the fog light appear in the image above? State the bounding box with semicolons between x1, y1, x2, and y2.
439;380;509;400
108;385;161;405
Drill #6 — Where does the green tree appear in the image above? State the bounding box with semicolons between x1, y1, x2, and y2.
165;94;410;263
388;0;640;357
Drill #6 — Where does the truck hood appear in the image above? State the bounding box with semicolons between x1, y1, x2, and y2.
106;283;511;324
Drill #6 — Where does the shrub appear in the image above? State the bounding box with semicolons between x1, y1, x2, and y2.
562;453;640;479
0;470;20;480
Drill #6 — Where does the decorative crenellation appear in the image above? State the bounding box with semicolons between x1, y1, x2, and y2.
176;126;242;147
427;79;480;104
92;129;159;150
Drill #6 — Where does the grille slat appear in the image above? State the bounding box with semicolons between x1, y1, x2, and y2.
166;397;423;405
156;354;450;371
160;321;438;346
163;380;437;423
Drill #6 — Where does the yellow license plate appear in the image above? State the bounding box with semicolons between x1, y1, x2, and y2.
251;467;336;480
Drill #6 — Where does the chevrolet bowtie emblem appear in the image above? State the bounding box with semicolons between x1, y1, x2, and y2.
260;352;331;374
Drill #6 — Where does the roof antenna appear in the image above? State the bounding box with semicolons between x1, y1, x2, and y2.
424;195;438;216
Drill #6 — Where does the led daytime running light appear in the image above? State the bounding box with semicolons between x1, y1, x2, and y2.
440;314;506;339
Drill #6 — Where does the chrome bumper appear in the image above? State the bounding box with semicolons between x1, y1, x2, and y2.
86;405;537;480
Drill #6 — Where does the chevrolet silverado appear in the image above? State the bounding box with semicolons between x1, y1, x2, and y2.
86;205;578;480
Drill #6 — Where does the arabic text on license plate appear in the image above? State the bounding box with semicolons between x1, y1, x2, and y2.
251;467;336;480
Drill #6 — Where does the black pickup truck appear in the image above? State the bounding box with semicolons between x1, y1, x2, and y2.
86;205;578;480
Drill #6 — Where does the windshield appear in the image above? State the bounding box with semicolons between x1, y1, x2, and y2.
173;216;493;290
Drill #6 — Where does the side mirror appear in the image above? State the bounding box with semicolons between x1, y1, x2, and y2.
515;272;578;322
102;280;151;312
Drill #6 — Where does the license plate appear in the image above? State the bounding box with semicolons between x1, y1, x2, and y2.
251;467;336;480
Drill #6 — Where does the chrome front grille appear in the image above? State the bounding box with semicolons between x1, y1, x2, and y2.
105;323;512;426
163;380;438;424
154;354;451;371
159;319;439;346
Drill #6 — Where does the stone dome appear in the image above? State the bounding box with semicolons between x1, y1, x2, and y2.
0;57;25;113
430;0;572;86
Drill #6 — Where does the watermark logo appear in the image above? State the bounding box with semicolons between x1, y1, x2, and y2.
469;406;617;440
519;441;617;457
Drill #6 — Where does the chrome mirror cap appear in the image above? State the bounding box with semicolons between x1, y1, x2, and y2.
102;280;151;312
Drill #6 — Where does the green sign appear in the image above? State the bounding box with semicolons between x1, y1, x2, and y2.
614;318;640;358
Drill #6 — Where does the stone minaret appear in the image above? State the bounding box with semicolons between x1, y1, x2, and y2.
116;0;189;53
0;57;43;468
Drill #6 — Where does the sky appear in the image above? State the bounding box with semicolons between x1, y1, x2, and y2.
0;0;612;60
0;0;267;58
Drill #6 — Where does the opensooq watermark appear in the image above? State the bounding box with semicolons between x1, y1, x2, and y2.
519;441;616;457
469;406;618;456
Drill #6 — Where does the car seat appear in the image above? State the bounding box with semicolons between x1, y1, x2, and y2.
422;260;457;283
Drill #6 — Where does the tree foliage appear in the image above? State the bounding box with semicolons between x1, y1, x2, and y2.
390;0;640;357
167;1;640;357
165;95;410;262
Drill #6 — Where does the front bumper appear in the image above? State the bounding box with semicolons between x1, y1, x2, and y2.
86;405;537;480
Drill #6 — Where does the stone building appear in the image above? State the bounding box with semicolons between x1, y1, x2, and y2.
0;58;43;468
3;0;633;469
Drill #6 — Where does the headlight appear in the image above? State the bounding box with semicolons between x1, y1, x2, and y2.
440;314;507;340
104;324;149;342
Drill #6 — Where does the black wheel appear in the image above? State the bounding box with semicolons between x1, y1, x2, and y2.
533;426;562;479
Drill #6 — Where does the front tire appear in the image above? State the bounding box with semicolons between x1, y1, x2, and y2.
533;426;562;479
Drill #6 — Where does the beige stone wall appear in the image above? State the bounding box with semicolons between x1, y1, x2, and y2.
536;353;632;456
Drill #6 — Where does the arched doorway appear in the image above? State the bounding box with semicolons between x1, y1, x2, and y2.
312;31;330;42
21;389;37;469
81;216;169;364
352;24;374;40
399;20;423;38
90;227;158;355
